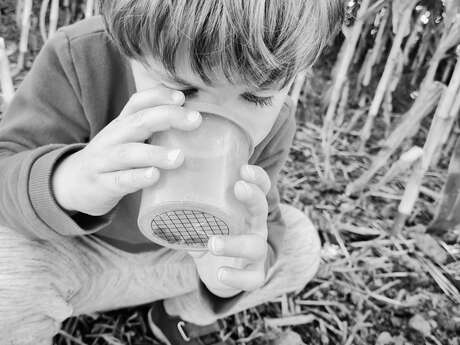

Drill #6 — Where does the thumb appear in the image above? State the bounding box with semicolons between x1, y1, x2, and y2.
188;250;207;259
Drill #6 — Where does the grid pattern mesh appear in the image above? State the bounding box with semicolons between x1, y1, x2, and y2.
150;209;229;247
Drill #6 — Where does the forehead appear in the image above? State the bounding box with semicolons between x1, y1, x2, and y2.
141;42;285;93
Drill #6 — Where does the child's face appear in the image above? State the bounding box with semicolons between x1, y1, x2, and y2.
129;54;293;146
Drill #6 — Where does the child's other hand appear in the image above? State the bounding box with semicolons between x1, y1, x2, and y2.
51;86;202;216
189;164;271;298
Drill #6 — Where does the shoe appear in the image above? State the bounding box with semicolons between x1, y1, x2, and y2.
147;300;235;345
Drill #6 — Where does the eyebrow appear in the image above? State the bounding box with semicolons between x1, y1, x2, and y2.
166;73;280;94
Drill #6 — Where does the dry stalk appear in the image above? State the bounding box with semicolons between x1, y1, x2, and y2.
39;0;50;42
421;13;460;90
403;15;423;66
360;0;418;147
410;26;433;85
86;0;95;18
393;54;460;234
432;48;460;165
12;0;32;77
362;8;389;87
367;146;423;194
441;58;456;84
15;0;24;27
48;0;60;37
289;70;308;111
346;82;445;195
63;0;72;25
335;80;349;127
0;38;15;109
264;315;315;328
322;0;371;182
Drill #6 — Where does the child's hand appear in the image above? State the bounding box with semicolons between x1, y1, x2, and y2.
51;86;202;216
189;164;271;298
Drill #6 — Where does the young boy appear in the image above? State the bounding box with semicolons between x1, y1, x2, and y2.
0;1;343;344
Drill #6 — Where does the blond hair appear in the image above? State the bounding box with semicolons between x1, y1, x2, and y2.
99;0;344;89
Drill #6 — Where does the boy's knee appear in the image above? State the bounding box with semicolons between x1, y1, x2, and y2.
279;204;321;254
277;204;322;289
0;225;74;344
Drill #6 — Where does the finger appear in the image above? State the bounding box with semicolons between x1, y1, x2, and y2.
240;165;271;195
234;180;268;236
101;166;160;195
217;265;266;291
188;250;207;259
208;234;267;261
98;105;201;146
119;87;185;118
97;142;184;172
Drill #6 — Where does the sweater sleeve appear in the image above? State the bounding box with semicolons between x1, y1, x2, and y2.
0;29;119;241
195;98;297;315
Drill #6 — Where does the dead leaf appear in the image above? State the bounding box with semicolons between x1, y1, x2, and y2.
409;314;431;336
414;233;448;264
268;329;306;345
376;331;393;345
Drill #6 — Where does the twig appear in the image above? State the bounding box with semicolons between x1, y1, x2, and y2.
360;0;418;146
39;0;50;42
49;0;60;37
264;314;315;328
0;38;15;108
322;0;372;182
12;0;32;76
393;51;460;234
346;82;445;195
86;0;95;18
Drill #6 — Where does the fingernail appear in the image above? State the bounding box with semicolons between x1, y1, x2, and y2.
211;237;224;254
172;91;184;103
217;268;226;282
187;111;200;123
168;149;181;163
237;181;252;198
244;165;256;180
145;167;154;178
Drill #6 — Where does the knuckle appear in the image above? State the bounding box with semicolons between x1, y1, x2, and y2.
113;172;126;190
115;145;130;161
128;92;140;105
131;110;148;129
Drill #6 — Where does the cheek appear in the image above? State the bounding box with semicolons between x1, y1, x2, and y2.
248;102;286;146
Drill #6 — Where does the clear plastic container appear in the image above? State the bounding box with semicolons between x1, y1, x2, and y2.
137;104;254;251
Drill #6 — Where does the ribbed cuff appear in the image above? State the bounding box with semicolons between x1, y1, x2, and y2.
29;143;118;236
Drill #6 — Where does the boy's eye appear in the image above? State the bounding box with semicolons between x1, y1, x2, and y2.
241;93;273;107
180;88;273;107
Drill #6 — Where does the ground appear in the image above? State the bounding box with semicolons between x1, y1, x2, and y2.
1;1;459;344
